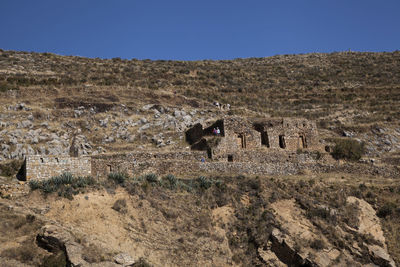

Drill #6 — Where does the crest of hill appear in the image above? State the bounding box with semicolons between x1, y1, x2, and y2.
0;49;400;124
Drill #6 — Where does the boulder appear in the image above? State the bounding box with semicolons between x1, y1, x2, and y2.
114;253;136;266
368;245;396;267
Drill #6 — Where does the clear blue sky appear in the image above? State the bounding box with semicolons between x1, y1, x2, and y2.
1;0;399;60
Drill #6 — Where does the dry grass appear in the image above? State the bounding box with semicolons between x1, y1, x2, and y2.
1;50;399;125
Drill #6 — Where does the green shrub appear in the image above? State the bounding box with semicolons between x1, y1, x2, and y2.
164;174;177;189
108;172;128;184
144;173;158;183
28;180;41;190
197;176;212;190
28;173;96;198
331;139;365;161
377;202;396;218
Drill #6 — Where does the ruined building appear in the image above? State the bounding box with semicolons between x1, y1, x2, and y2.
21;116;326;181
186;116;321;162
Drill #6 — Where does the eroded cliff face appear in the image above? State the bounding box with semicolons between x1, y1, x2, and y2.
0;174;398;267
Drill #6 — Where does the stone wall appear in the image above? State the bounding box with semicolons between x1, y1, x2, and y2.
91;158;305;178
257;118;320;150
25;155;91;180
186;116;323;161
91;151;208;179
90;151;334;179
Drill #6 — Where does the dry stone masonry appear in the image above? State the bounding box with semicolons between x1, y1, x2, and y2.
24;155;91;180
22;116;329;180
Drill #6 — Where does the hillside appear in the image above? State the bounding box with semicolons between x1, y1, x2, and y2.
0;49;399;266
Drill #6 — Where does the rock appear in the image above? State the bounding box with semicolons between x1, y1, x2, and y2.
27;114;34;121
104;136;115;143
138;123;150;132
127;134;135;143
99;118;109;127
368;245;396;267
41;122;49;128
346;196;387;246
1;144;10;152
114;253;136;266
36;225;87;267
31;137;39;144
182;115;192;122
342;130;354;137
20;120;33;129
173;110;182;118
10;103;30;111
142;104;154;110
74;109;84;117
140;117;148;124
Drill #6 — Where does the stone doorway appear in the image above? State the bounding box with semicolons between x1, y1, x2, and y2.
279;135;286;149
237;134;246;149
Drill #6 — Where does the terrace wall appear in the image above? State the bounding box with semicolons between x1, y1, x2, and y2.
25;155;91;180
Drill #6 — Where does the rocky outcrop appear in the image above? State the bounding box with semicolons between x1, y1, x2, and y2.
261;198;397;267
36;225;135;267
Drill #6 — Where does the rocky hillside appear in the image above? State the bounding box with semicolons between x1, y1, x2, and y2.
0;49;399;163
0;173;399;266
0;49;399;266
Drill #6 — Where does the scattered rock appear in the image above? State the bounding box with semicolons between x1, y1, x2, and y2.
114;253;136;266
342;130;354;137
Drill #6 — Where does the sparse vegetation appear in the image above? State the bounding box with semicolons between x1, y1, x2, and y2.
0;159;23;177
28;173;95;199
331;138;365;161
112;198;127;214
107;172;128;184
0;49;400;265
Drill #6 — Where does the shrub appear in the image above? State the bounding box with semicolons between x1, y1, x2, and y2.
28;180;41;190
144;173;158;183
310;239;325;250
164;174;177;189
41;251;67;267
331;139;365;161
0;159;24;177
133;257;152;267
108;172;128;184
28;173;96;198
197;176;212;190
377;203;396;218
112;199;127;214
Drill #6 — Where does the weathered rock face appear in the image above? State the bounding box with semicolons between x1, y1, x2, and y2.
37;225;130;267
260;198;396;267
346;196;387;247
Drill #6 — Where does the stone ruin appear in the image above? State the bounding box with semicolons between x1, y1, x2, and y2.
20;116;326;181
186;116;321;162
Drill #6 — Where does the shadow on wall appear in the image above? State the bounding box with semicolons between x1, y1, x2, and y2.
16;159;26;181
185;120;225;145
204;120;225;136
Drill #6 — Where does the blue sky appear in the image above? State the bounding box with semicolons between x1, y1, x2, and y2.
1;0;399;60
